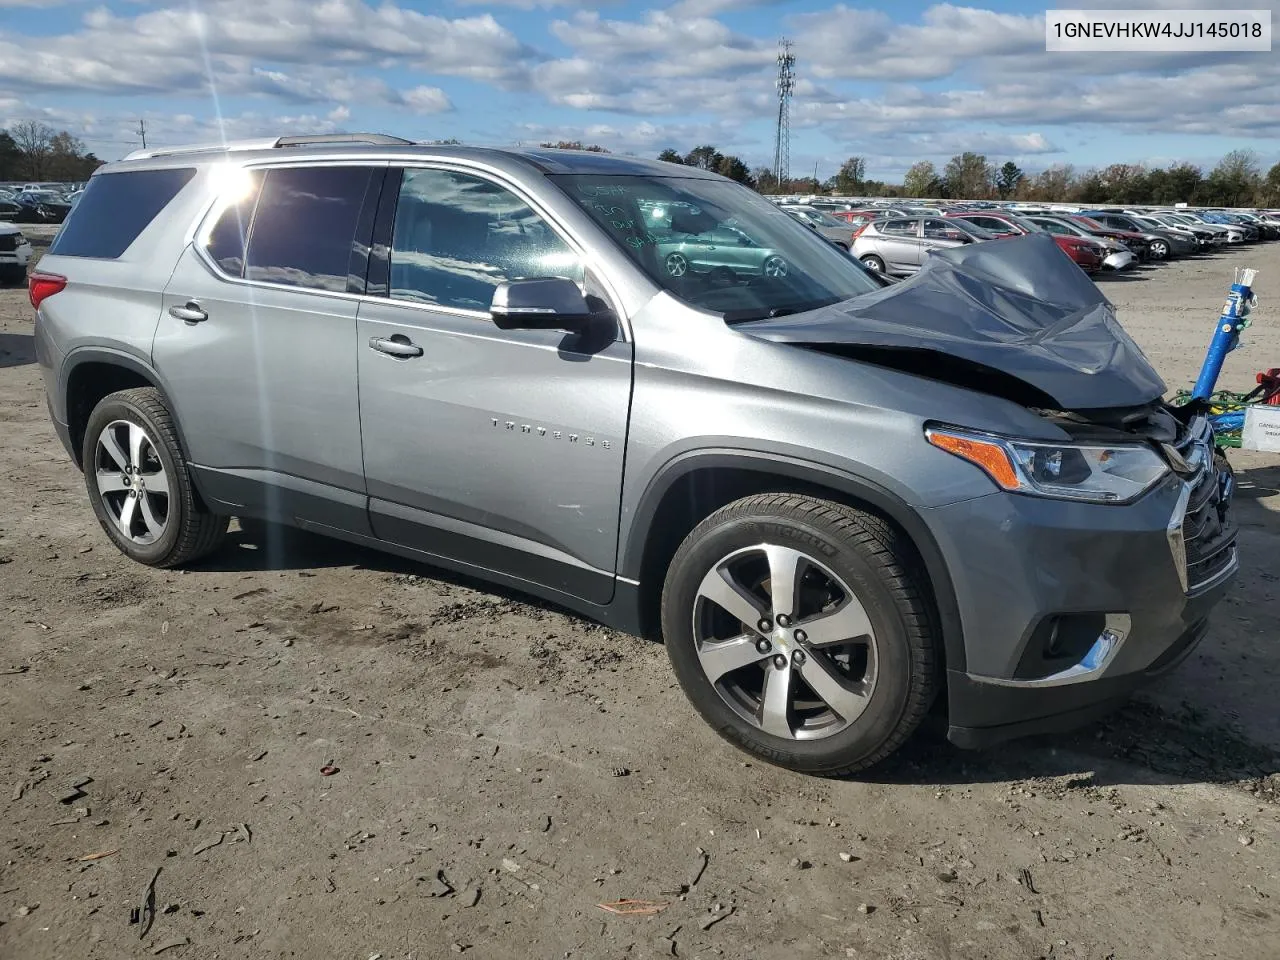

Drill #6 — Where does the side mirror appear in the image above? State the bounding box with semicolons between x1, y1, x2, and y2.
490;277;592;333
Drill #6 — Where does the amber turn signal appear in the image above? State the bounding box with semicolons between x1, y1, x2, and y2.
925;429;1020;490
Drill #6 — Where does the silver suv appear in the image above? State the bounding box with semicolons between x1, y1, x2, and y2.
33;134;1238;775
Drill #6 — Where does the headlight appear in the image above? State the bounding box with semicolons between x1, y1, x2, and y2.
925;427;1170;503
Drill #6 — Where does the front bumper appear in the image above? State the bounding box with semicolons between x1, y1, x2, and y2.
926;418;1237;747
1102;250;1137;271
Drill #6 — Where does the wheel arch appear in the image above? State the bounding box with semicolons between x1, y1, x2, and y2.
621;450;966;673
62;348;191;470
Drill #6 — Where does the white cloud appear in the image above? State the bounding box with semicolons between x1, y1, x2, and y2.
400;85;453;114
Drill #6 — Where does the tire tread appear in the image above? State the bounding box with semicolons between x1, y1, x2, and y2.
92;387;228;568
666;492;939;777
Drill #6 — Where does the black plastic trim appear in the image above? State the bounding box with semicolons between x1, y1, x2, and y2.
189;465;373;537
622;448;967;671
370;497;614;603
365;167;402;298
60;347;190;466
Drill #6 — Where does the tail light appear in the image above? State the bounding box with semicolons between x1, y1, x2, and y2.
851;223;871;239
28;272;67;310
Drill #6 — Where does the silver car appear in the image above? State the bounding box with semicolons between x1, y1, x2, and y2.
783;206;856;249
31;134;1238;776
851;216;990;275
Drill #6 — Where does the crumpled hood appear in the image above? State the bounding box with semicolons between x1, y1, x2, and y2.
743;233;1166;411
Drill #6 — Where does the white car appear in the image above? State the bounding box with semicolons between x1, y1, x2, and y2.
0;222;34;284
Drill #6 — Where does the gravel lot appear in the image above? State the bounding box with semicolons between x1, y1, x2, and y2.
2;232;1279;960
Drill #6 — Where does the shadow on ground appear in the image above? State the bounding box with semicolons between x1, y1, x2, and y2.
0;332;35;368
195;462;1280;796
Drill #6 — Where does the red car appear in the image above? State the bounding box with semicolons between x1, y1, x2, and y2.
944;211;1105;273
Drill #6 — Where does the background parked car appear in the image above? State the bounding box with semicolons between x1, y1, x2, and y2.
1022;215;1137;270
0;222;34;284
783;205;858;249
10;189;72;223
1173;211;1248;243
943;211;1105;272
1078;211;1196;259
851;215;993;275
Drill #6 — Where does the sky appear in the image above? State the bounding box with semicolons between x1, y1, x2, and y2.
0;0;1277;182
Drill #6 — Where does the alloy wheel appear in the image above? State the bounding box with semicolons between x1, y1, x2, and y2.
665;252;689;277
692;544;878;741
94;420;170;545
763;256;789;278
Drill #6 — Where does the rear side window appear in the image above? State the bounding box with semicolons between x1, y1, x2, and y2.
205;170;264;277
243;166;375;292
49;168;195;259
879;219;917;236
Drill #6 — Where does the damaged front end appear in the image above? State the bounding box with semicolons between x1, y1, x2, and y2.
743;232;1237;594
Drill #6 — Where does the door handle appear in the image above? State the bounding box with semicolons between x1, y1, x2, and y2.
368;335;423;358
169;301;208;324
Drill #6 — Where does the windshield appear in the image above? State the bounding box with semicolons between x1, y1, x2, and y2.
553;174;882;321
795;208;846;228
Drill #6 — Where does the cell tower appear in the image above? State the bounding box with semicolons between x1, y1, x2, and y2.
772;37;796;185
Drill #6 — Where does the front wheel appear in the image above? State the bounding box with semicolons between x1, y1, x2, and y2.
83;387;228;567
1148;239;1169;260
661;494;939;776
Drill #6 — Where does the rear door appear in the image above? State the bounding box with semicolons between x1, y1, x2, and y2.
354;165;632;605
875;218;922;272
921;217;969;257
153;163;383;532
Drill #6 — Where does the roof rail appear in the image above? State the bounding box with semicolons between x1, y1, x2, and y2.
274;133;413;148
123;132;414;162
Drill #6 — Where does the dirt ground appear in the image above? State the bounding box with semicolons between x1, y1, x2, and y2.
2;231;1279;960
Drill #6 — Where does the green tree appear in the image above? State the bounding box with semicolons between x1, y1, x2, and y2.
1262;162;1280;206
10;119;55;179
683;145;723;170
0;130;21;180
1024;164;1076;201
831;156;865;195
1204;148;1261;206
753;167;779;192
714;154;753;185
657;148;684;164
995;161;1024;199
943;152;992;200
1159;162;1204;205
902;161;940;198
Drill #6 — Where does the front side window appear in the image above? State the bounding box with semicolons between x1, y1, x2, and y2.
243;166;375;292
389;168;583;312
553;173;881;322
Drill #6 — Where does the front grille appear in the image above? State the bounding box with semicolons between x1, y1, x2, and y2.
0;234;17;253
1175;418;1237;591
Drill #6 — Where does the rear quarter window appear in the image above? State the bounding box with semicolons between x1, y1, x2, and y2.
49;168;196;259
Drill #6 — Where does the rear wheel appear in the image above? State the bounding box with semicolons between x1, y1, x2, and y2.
83;387;228;567
860;254;885;273
661;494;939;776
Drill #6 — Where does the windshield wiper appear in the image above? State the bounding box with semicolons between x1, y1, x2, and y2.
723;298;841;324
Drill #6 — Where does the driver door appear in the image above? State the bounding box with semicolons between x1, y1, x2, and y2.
354;166;633;605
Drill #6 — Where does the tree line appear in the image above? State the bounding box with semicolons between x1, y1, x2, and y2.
1;121;104;182
555;140;1279;208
